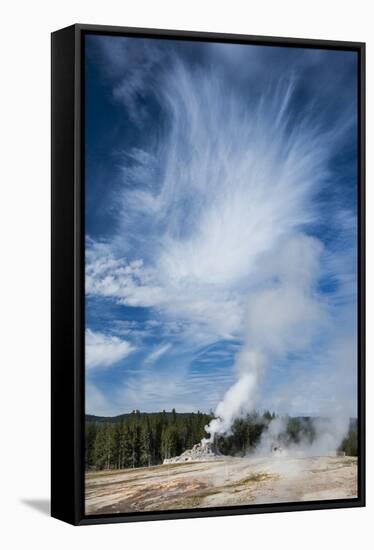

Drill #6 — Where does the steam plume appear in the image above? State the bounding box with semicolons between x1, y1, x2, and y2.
204;235;326;443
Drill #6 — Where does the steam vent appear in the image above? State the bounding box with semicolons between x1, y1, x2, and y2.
163;440;222;464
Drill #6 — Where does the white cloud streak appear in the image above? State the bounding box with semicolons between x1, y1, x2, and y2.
144;343;172;364
85;329;135;369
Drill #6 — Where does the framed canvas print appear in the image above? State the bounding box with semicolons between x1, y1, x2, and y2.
51;24;365;525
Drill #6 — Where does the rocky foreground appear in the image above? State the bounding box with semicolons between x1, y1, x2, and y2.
85;455;357;515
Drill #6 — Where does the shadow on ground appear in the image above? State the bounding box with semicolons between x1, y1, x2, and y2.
21;499;50;516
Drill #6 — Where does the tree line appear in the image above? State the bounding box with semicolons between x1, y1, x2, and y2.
85;409;211;470
85;410;357;471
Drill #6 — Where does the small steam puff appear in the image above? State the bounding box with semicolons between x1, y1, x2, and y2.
204;234;349;452
255;415;350;458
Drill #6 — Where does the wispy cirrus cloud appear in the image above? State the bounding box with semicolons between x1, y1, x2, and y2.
86;62;347;350
144;343;172;364
85;37;357;417
85;329;135;369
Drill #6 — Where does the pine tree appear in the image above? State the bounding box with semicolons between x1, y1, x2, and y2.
130;424;142;468
93;424;113;470
140;419;153;466
85;422;98;469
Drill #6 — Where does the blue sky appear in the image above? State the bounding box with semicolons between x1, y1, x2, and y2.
84;35;357;419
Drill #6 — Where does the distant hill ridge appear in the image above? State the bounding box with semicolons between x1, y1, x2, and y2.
86;411;210;423
86;412;358;425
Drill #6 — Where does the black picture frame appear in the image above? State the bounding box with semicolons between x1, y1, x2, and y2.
51;23;366;526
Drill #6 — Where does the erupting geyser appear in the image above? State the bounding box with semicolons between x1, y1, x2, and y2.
199;235;350;456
